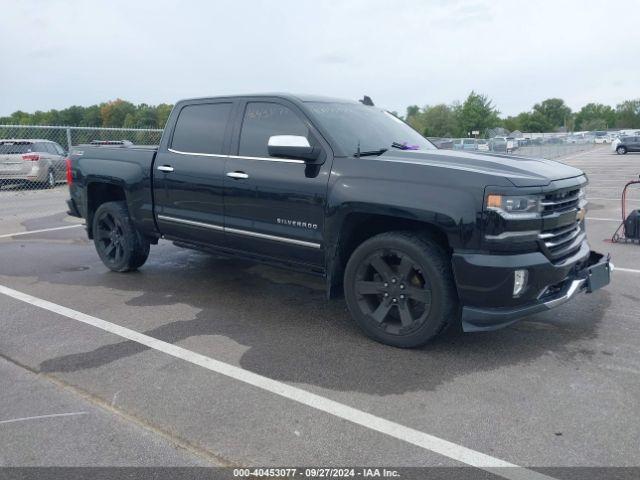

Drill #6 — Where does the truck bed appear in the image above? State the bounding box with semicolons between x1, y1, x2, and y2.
69;144;158;237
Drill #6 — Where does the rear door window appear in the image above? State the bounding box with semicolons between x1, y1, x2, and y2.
170;103;233;155
239;102;308;158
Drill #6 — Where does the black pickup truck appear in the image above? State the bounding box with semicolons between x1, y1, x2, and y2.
66;94;611;347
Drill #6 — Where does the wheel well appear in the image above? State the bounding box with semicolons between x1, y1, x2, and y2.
328;213;451;298
86;182;126;238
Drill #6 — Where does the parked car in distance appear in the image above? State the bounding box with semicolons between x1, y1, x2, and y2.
66;93;611;348
453;138;478;151
431;138;453;149
0;139;67;189
477;139;489;151
594;132;609;144
613;136;640;154
489;136;517;153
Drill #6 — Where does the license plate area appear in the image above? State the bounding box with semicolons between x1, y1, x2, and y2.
1;163;23;171
584;252;611;293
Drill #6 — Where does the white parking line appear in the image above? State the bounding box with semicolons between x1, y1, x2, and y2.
0;284;553;480
614;267;640;274
0;224;83;239
0;411;87;425
586;197;625;201
586;217;621;222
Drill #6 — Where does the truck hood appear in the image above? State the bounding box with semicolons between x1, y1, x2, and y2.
379;149;584;187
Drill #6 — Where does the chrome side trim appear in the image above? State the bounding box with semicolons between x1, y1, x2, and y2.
157;215;224;231
156;215;321;249
227;154;304;164
225;227;321;249
168;148;226;158
167;147;304;164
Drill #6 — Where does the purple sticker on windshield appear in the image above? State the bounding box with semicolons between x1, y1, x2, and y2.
398;143;419;150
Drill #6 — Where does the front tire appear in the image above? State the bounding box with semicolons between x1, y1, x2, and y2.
344;231;458;348
617;146;627;155
92;201;150;272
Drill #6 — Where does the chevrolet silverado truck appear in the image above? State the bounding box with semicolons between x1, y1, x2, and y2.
66;94;611;348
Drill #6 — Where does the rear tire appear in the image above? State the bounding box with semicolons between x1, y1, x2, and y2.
92;201;150;272
344;231;458;348
617;146;627;155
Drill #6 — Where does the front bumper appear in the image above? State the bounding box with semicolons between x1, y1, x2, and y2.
453;245;611;332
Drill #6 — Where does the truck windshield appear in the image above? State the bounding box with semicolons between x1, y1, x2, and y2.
305;102;435;155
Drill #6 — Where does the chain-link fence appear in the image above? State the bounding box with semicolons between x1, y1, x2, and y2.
1;124;604;195
0;125;162;193
428;134;600;159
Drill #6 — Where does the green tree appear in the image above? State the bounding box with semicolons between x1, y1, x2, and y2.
421;104;458;137
405;105;426;133
80;105;102;126
519;111;554;132
581;118;608;131
574;103;616;130
615;99;640;128
502;115;520;132
59;106;86;126
156;103;173;128
99;99;136;127
532;98;572;130
456;91;501;137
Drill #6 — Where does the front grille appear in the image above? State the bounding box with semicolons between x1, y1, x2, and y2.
539;187;585;264
541;188;580;214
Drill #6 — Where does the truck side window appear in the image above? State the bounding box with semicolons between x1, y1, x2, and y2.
239;102;308;158
171;103;232;155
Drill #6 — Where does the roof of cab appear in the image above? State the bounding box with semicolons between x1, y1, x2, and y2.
177;93;359;105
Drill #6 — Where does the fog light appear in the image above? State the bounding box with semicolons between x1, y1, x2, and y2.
513;269;528;297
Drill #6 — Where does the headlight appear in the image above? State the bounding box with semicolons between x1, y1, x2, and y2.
486;193;542;218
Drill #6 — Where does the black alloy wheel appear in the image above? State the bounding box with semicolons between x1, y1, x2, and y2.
344;231;457;348
96;211;126;265
354;249;432;335
92;201;150;272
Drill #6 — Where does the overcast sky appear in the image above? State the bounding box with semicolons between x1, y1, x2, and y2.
2;0;639;117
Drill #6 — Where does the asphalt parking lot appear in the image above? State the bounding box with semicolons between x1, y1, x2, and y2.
1;146;639;478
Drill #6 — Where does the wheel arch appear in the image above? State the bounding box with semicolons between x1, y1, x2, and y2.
325;210;453;299
85;181;127;239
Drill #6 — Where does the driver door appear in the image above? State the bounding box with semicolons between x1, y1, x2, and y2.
223;99;332;267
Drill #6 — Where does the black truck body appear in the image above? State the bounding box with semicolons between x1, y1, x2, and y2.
67;94;611;347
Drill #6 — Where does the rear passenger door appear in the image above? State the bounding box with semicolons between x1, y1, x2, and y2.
223;99;332;268
153;100;235;246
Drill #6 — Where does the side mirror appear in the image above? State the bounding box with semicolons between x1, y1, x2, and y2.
268;135;320;162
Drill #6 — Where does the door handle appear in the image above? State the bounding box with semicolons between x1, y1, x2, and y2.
226;171;249;179
157;165;174;173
